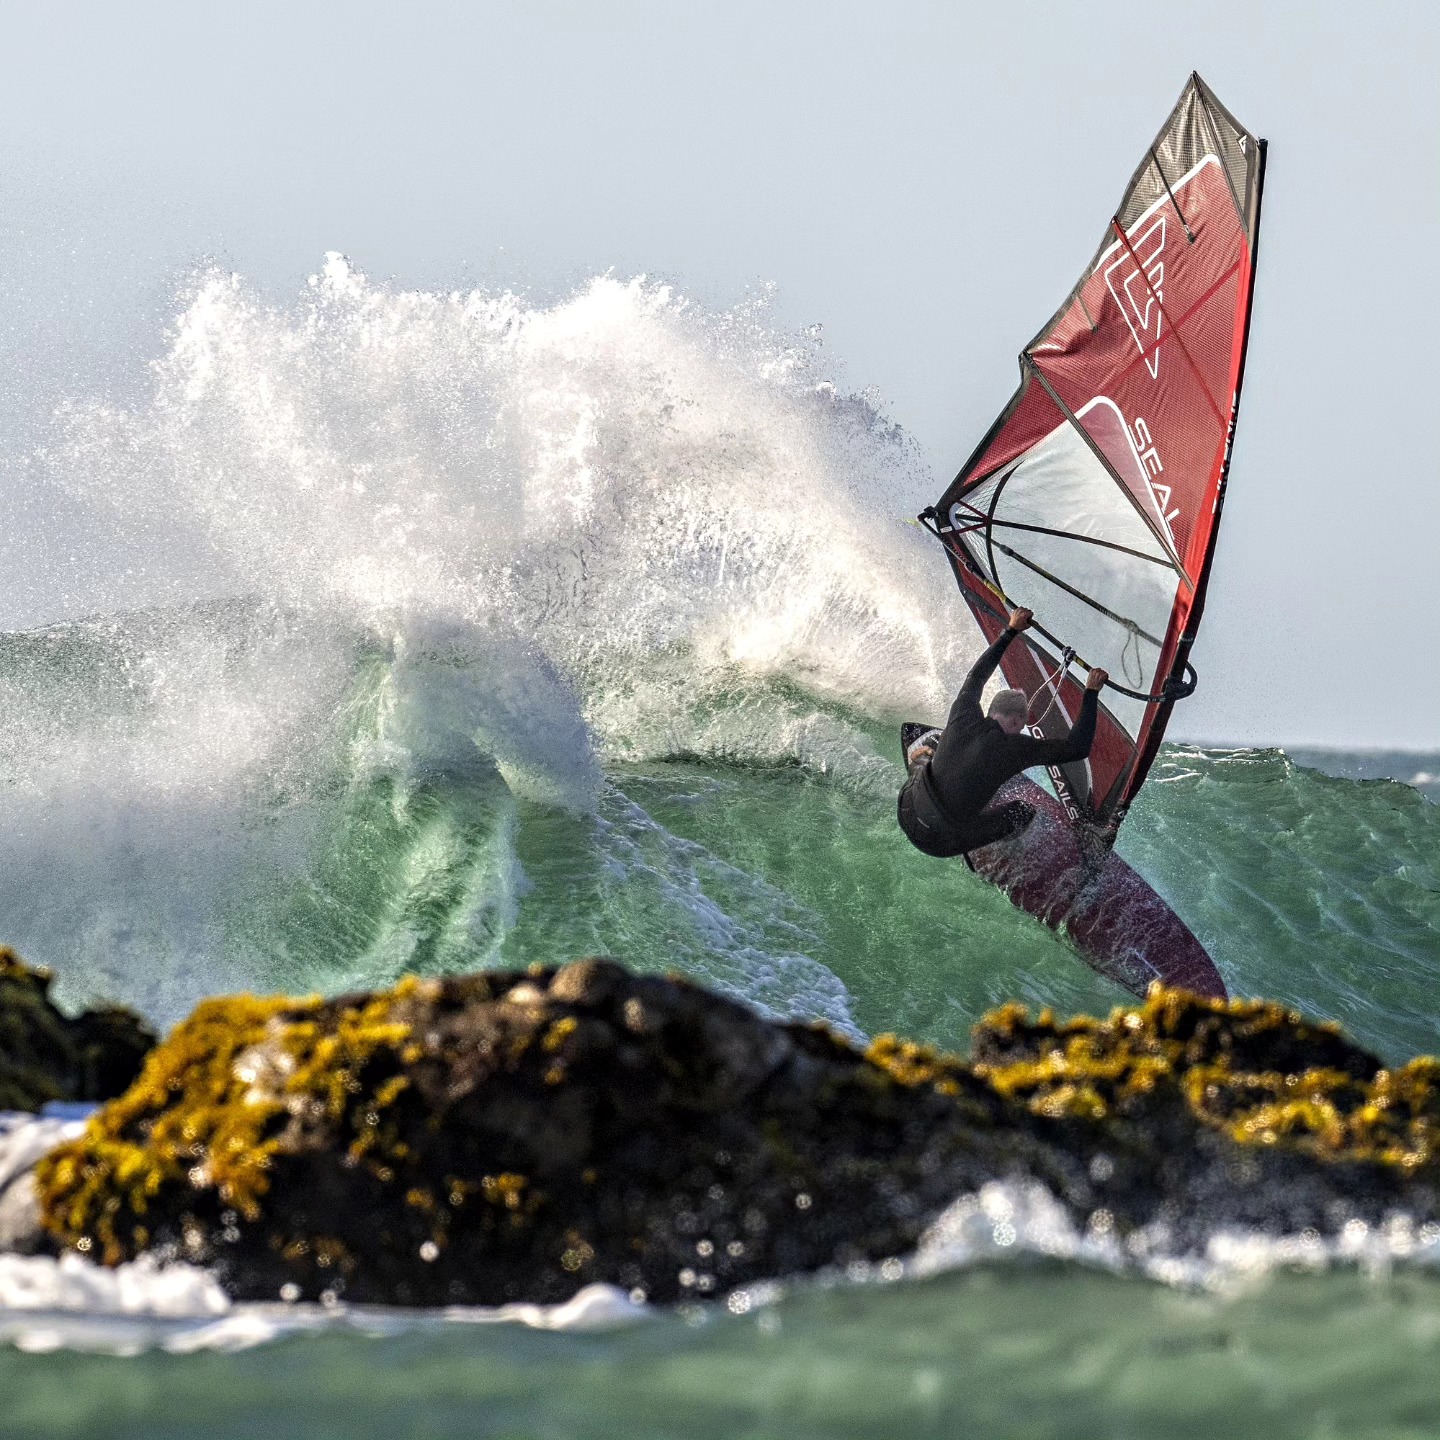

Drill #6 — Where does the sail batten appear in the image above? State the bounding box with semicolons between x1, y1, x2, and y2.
932;75;1265;839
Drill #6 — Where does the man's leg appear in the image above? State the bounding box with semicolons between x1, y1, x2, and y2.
956;799;1035;854
897;781;969;858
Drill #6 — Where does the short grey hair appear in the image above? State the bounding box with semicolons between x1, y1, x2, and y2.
987;688;1028;720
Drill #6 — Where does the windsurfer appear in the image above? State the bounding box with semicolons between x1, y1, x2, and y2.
898;608;1107;858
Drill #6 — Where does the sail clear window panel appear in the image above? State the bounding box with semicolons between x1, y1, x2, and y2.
954;421;1179;735
979;419;1173;562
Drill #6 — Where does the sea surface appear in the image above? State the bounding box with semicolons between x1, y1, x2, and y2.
1;263;1438;1438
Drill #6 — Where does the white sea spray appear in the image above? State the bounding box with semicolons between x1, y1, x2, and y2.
1;261;967;1025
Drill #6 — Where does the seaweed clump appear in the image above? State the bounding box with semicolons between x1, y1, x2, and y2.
969;987;1440;1240
0;949;155;1112
972;987;1440;1171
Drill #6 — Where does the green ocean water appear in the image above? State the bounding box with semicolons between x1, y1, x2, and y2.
3;637;1438;1437
6;1265;1440;1440
2;266;1439;1435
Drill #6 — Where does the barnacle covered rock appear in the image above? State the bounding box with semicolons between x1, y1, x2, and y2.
0;949;155;1113
35;960;1034;1304
32;968;1440;1304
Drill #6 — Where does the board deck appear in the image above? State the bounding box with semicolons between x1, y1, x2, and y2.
901;724;1225;1000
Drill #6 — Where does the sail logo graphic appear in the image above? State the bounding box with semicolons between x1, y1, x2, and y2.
1105;215;1165;378
1129;414;1179;538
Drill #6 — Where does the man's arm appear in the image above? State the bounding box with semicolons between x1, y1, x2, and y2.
1007;667;1107;766
947;607;1031;727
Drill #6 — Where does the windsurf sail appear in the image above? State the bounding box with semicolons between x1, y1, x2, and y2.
924;74;1266;842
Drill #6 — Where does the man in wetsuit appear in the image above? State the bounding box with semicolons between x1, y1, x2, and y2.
898;607;1107;858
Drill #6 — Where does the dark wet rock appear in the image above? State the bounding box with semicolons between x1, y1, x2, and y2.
0;949;155;1113
34;965;1440;1301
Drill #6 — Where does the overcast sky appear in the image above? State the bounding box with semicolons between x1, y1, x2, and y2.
0;0;1435;747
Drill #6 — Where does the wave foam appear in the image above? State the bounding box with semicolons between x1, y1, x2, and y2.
0;1256;643;1356
0;260;970;1020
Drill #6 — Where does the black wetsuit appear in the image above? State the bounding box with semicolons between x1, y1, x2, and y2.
898;627;1098;858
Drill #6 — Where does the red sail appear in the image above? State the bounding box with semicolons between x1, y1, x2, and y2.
931;74;1265;838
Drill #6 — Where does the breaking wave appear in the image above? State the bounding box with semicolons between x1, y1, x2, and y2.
0;259;970;1029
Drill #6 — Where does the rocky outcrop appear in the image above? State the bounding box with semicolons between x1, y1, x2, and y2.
34;961;1040;1303
31;962;1440;1305
0;949;155;1113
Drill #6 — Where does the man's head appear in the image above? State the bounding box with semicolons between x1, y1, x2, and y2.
988;688;1029;735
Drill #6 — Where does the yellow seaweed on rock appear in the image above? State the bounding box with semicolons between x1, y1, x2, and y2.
971;985;1440;1174
864;1033;963;1091
35;982;420;1265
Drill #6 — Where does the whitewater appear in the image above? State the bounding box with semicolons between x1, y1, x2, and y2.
3;259;1439;1438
